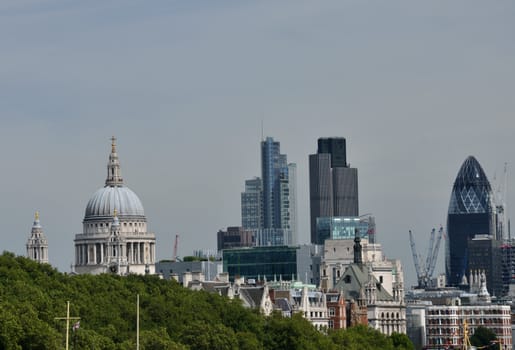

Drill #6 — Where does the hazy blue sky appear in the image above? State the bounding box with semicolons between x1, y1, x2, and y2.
1;0;514;286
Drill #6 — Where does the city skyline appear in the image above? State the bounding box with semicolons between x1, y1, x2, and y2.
1;1;514;287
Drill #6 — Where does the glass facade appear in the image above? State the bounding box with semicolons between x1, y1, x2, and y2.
446;156;495;287
315;216;375;243
223;246;298;281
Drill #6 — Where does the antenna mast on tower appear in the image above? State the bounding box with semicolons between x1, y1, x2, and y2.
173;234;179;262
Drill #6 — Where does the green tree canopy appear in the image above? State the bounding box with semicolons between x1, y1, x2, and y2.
0;252;415;350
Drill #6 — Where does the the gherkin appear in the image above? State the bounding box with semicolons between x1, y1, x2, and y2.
446;156;496;287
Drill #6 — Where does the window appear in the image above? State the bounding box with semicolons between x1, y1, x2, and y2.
329;308;335;316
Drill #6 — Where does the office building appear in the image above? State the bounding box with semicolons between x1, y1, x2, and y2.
316;215;376;244
426;304;511;349
446;156;496;287
217;226;254;251
241;177;263;230
240;137;298;245
467;234;502;296
309;137;359;244
222;245;319;283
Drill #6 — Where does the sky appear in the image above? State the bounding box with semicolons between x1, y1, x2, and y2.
0;0;514;287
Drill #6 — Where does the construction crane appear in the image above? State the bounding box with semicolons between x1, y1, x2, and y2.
172;234;179;262
493;163;508;240
409;227;444;288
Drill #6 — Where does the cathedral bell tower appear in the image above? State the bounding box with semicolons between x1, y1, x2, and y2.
26;211;49;263
107;209;128;275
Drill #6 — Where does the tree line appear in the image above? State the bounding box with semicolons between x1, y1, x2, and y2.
0;252;413;349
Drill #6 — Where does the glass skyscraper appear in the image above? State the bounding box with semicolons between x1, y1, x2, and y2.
240;137;297;245
446;156;496;287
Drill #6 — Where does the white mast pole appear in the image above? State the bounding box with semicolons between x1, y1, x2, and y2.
136;294;140;350
65;301;70;350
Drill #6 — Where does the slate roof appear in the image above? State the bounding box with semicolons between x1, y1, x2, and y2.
334;263;393;302
239;286;265;308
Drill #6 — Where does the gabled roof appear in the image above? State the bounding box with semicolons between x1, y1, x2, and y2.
239;286;265;308
187;281;233;297
274;297;292;312
334;263;393;302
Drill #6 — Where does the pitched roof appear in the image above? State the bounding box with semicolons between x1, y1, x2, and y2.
239;286;265;308
334;263;393;301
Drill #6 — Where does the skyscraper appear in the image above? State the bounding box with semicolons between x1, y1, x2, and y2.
241;177;263;230
240;137;297;245
309;137;359;244
261;137;288;229
446;156;496;287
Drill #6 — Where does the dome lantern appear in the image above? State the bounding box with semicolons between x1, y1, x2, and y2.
105;136;123;187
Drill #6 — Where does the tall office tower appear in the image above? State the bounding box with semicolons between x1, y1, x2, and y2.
261;137;288;229
446;156;496;287
287;163;298;244
240;137;297;245
309;137;359;244
241;177;263;229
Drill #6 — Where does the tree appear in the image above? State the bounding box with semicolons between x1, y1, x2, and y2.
330;324;394;350
390;332;414;350
470;326;498;349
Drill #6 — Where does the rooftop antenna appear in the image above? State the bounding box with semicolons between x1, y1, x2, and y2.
261;118;264;141
504;163;509;240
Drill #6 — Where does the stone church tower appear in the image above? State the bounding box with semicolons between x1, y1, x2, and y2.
26;211;49;263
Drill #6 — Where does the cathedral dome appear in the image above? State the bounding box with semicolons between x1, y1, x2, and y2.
83;137;146;221
84;185;145;219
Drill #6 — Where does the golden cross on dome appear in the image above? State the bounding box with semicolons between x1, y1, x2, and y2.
35;211;39;221
113;208;118;217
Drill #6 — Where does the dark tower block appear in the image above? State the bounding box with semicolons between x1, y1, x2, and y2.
309;137;359;244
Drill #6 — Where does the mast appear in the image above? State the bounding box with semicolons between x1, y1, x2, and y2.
55;301;80;350
136;294;140;350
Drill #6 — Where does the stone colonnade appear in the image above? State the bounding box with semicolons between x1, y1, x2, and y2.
75;241;156;265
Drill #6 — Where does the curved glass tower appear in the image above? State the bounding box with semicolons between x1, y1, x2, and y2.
446;156;495;286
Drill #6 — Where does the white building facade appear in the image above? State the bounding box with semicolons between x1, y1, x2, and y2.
426;304;512;349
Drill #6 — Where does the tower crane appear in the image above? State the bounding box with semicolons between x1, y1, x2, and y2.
408;227;444;288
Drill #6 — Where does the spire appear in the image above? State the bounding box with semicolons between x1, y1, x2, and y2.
353;228;363;265
105;136;124;187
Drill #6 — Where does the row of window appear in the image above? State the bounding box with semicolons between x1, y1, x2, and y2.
379;312;401;319
87;222;145;228
427;309;509;316
427;318;509;326
305;311;326;319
